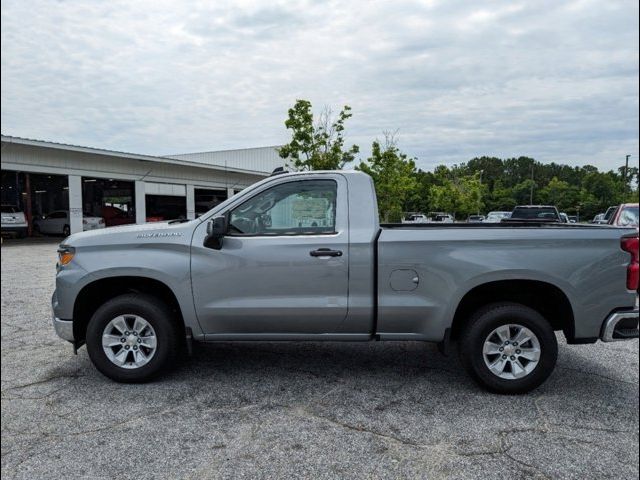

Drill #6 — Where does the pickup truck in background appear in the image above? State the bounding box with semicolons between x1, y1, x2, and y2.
51;171;639;393
503;205;561;223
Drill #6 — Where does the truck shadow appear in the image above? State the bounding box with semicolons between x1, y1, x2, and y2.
166;339;638;397
48;339;638;407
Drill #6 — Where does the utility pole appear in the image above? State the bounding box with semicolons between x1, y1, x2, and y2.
529;164;534;205
624;154;630;193
478;169;484;215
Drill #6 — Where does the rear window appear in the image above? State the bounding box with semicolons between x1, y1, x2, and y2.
511;207;558;220
1;206;17;213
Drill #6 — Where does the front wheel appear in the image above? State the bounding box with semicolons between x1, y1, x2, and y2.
459;302;558;394
86;294;179;382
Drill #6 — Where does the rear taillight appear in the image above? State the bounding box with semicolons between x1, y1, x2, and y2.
621;236;639;291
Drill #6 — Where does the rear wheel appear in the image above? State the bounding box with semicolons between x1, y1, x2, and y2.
459;302;558;394
86;294;179;383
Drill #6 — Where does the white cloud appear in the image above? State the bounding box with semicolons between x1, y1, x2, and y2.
1;0;638;172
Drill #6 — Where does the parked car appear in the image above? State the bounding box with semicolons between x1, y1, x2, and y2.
467;215;485;223
503;205;561;223
1;205;28;238
484;211;512;223
427;212;455;223
101;206;135;227
592;213;606;224
609;203;639;228
402;214;428;224
567;216;578;223
33;211;104;236
559;213;570;223
51;170;639;393
101;206;163;226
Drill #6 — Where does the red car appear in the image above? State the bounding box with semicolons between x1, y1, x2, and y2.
609;203;639;228
101;206;163;227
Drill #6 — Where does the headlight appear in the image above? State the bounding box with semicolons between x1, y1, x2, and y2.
57;245;75;266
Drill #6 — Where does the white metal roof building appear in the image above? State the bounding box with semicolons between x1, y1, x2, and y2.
1;135;284;235
167;145;284;174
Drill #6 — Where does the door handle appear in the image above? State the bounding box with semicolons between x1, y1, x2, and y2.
310;248;343;257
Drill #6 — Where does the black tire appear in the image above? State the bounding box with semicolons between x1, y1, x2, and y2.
86;293;179;383
459;302;558;394
62;225;70;237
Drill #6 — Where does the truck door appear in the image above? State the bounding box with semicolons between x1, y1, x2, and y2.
190;175;349;335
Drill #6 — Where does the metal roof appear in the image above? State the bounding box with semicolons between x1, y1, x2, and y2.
0;135;274;176
167;145;285;174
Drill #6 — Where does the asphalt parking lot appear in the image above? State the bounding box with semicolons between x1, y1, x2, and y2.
1;238;638;479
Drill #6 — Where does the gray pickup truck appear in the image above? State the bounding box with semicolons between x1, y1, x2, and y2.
52;170;639;393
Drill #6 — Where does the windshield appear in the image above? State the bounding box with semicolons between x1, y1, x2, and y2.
618;206;639;226
604;206;617;220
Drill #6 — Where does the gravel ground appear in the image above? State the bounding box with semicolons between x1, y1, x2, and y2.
1;238;638;479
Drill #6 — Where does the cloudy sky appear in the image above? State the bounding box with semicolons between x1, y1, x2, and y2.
1;0;638;171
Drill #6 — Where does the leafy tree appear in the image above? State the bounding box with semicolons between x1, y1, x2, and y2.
357;134;417;222
511;179;538;205
430;179;460;216
278;100;359;171
486;180;517;212
459;174;485;217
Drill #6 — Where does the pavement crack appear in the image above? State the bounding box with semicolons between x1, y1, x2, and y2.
1;371;84;393
549;422;637;435
298;407;427;448
557;366;638;386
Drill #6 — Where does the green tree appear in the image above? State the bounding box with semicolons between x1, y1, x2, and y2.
486;180;517;212
459;174;485;217
278;100;359;171
430;179;460;216
429;174;485;219
357;134;417;222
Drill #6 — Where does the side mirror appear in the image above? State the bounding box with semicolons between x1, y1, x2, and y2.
204;216;227;249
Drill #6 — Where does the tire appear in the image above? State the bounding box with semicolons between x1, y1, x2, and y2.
62;225;70;237
459;302;558;394
86;293;179;383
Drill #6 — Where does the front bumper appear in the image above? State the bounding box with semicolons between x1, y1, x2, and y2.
600;308;639;342
52;291;74;342
53;316;74;342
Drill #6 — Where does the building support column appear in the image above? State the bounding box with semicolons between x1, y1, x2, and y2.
24;173;33;236
186;184;195;220
226;187;235;199
135;181;146;224
68;175;83;234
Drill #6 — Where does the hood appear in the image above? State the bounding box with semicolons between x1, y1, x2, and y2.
63;220;199;247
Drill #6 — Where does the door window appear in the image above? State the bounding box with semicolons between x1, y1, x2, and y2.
229;180;337;236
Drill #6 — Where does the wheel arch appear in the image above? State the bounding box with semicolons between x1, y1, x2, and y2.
72;276;186;347
450;279;576;342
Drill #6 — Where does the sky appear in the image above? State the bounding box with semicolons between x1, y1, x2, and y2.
1;0;638;172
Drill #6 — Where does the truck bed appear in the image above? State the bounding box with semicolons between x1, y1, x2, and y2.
381;222;620;229
375;222;637;343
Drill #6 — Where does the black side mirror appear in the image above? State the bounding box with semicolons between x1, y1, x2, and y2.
204;216;227;249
